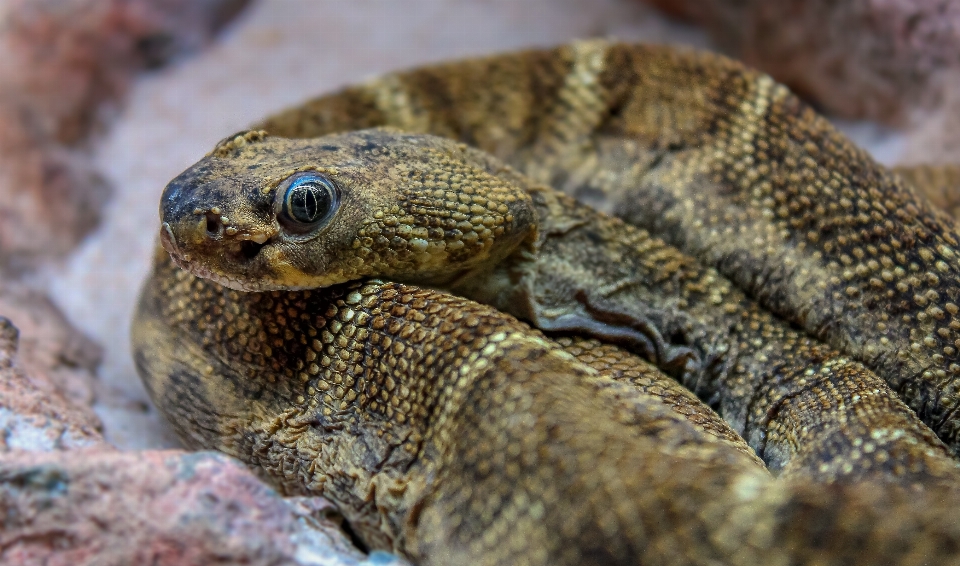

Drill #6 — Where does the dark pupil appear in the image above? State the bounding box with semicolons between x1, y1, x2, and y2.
288;182;329;224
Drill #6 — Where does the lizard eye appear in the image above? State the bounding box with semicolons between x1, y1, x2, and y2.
276;172;340;234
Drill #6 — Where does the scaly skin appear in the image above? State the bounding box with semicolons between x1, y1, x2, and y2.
134;249;960;565
159;129;960;486
250;40;960;455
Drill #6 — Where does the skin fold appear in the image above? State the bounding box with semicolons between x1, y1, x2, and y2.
135;249;960;565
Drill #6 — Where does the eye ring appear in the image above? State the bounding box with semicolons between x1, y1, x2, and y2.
275;172;340;236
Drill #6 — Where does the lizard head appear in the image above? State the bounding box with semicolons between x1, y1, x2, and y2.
159;128;538;291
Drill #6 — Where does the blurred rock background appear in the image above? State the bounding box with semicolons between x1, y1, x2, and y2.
2;0;959;563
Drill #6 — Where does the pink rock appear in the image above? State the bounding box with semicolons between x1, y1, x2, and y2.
0;282;103;451
0;448;381;566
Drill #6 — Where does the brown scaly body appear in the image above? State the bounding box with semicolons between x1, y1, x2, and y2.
159;129;959;486
254;40;960;454
135;249;960;565
135;41;960;563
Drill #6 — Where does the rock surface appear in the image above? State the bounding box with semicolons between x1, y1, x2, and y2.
0;0;251;268
0;448;407;566
0;284;103;451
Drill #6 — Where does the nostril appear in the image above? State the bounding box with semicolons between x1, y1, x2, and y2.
205;213;221;236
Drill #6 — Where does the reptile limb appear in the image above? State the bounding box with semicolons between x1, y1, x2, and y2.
159;129;960;487
134;249;960;566
252;40;960;455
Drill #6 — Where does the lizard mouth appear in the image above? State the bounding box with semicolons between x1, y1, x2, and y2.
167;252;277;292
225;238;268;263
159;222;278;292
159;222;185;261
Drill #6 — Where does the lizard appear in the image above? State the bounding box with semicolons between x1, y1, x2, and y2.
134;247;960;565
131;40;960;564
157;127;960;487
246;39;960;456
